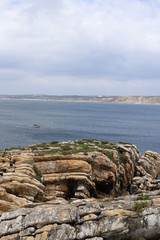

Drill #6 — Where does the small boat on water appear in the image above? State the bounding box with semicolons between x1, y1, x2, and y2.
32;124;40;128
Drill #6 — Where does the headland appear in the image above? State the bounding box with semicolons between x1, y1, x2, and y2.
0;95;160;104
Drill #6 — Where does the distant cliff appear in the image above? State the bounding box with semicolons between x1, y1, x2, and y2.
101;96;160;104
0;95;160;104
0;140;160;239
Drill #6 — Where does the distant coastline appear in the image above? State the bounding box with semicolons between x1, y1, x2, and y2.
0;95;160;104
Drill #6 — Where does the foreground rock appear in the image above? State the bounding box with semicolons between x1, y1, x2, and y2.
0;140;159;239
0;192;160;240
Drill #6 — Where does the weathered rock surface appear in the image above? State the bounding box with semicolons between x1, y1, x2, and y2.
131;151;160;194
0;193;160;240
0;142;140;211
0;140;159;239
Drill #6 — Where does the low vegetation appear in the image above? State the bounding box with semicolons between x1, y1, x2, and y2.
132;201;148;213
33;165;42;182
135;194;150;201
0;139;133;167
132;194;149;213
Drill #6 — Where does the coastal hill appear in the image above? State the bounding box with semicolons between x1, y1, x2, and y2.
0;140;160;239
0;95;160;104
102;96;160;104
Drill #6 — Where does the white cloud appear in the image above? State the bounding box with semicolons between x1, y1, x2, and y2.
0;0;160;94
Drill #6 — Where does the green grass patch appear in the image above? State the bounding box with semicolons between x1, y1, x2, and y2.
105;144;115;149
32;139;117;156
33;165;42;182
101;151;113;159
61;144;73;151
135;194;150;201
67;198;73;204
132;201;148;213
37;149;60;155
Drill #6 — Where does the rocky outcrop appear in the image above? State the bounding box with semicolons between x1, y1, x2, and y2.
0;143;140;213
137;151;160;178
131;151;160;194
0;140;160;239
0;155;45;214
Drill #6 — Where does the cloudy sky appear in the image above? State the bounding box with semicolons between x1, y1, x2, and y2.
0;0;160;95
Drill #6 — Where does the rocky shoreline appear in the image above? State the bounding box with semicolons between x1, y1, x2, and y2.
0;140;160;239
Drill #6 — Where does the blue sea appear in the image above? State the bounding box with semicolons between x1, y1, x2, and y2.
0;99;160;154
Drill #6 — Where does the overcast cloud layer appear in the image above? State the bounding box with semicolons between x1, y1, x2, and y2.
0;0;160;95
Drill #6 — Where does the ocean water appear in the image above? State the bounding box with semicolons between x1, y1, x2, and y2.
0;99;160;154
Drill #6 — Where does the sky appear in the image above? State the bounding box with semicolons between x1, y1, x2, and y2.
0;0;160;95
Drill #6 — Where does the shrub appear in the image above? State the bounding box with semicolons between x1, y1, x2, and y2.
61;144;73;151
50;140;59;144
30;145;38;150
